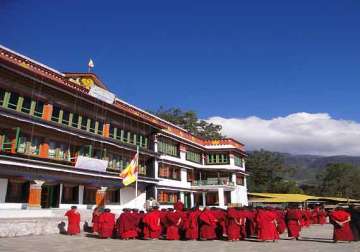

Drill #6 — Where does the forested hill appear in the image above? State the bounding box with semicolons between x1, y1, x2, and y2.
279;153;360;183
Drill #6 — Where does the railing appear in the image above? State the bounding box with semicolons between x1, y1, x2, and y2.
192;179;235;186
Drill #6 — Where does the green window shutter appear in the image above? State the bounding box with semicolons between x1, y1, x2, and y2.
77;116;82;129
120;129;124;142
2;91;11;108
29;100;36;116
113;127;118;139
86;118;91;132
127;132;131;143
68;113;73;127
94;121;99;134
16;96;24;112
58;109;64;124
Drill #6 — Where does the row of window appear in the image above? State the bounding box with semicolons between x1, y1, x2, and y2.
157;190;179;204
234;155;244;167
158;139;179;157
0;129;147;175
206;153;230;165
186;150;201;163
158;164;181;180
0;89;149;149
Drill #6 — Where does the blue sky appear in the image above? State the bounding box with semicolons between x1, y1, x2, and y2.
1;1;360;154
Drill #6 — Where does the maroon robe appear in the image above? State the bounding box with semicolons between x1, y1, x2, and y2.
185;209;201;240
65;209;81;235
286;209;302;238
92;208;101;233
275;209;286;234
227;208;240;241
199;209;217;240
117;211;138;239
98;212;115;238
143;209;161;239
330;210;353;241
256;209;279;241
166;211;182;240
318;209;327;225
159;209;168;236
312;207;320;224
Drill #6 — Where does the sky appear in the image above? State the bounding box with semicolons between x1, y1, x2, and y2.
1;0;360;155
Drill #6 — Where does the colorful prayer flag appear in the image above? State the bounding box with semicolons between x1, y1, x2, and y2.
119;151;138;186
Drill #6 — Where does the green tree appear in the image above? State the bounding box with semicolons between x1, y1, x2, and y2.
246;149;302;193
152;107;224;140
317;163;360;199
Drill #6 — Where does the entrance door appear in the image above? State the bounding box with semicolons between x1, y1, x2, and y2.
41;184;60;208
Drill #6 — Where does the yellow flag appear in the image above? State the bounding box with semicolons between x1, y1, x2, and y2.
119;152;138;186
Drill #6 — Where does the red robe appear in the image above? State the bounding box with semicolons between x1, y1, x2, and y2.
92;209;101;233
286;209;302;238
65;209;81;235
117;212;138;239
256;209;279;241
275;209;286;234
166;211;181;240
185;209;201;240
143;209;161;239
330;210;353;241
227;208;240;240
213;209;227;238
246;210;256;237
312;207;320;224
174;201;184;212
318;209;327;225
98;212;115;238
304;209;312;227
199;209;217;240
159;210;168;236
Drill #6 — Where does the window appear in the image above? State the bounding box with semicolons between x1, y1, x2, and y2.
158;164;181;180
8;92;19;110
186;150;201;163
107;154;124;171
234;155;243;167
206;153;230;165
157;190;179;204
61;185;79;204
236;174;244;186
89;119;96;133
5;180;29;203
206;192;219;206
83;187;97;205
29;137;40;155
138;164;147;176
97;121;104;135
48;141;70;161
81;116;89;131
187;170;194;182
51;106;61;122
158;138;179;157
33;100;44;117
21;96;32;114
106;189;120;204
62;110;70;126
71;113;80;128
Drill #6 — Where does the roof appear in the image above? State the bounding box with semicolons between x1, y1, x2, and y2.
248;193;359;203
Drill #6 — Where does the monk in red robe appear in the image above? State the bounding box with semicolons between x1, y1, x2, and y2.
65;206;81;235
185;206;201;240
275;208;286;234
166;208;182;240
329;207;353;242
143;206;161;240
256;207;279;242
227;207;240;241
92;207;102;234
318;207;327;225
304;208;312;227
159;208;168;238
245;207;256;238
98;208;115;239
312;206;320;224
286;206;302;239
212;207;227;239
199;207;218;240
117;208;138;239
174;200;184;212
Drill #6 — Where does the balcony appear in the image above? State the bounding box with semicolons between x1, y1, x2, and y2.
192;178;235;187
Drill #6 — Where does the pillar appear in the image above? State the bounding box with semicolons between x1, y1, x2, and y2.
0;178;8;203
180;191;185;203
218;188;225;207
96;187;107;207
202;192;206;207
179;144;187;160
153;134;158;152
28;180;45;208
229;153;235;166
190;192;194;208
59;183;63;204
78;185;84;205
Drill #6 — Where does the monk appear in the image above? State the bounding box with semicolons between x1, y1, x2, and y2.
318;207;327;225
304;208;312;227
286;205;302;240
159;208;168;238
329;207;353;242
166;208;182;240
65;206;81;235
275;208;286;235
98;208;115;239
312;206;320;224
212;207;227;239
256;207;279;242
92;207;102;234
227;207;240;241
199;207;218;240
185;206;201;240
245;207;256;238
143;206;161;240
117;208;138;239
174;200;184;212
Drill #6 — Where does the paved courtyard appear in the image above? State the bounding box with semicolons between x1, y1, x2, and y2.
0;224;359;252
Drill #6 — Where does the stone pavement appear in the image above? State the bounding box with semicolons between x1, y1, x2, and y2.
0;224;359;252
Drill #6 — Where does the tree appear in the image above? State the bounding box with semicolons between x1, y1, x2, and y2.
246;149;302;193
152;107;224;140
317;163;360;199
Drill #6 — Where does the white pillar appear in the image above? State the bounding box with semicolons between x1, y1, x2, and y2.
231;173;236;185
180;191;185;203
59;183;63;204
0;178;8;203
202;192;206;207
154;134;158;152
190;192;194;208
154;159;159;179
218;188;225;207
78;185;84;205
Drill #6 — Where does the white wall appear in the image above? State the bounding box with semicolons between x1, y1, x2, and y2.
120;186;146;210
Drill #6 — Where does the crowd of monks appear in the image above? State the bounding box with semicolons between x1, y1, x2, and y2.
65;202;360;243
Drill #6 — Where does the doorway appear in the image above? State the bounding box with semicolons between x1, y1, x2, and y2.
41;184;60;208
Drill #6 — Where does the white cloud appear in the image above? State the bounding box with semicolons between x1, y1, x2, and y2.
207;112;360;156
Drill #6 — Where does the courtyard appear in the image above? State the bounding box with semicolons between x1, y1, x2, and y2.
0;224;359;252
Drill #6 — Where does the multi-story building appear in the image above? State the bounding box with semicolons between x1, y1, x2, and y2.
0;45;248;212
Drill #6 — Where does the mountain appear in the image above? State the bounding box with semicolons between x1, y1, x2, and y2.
278;153;360;184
